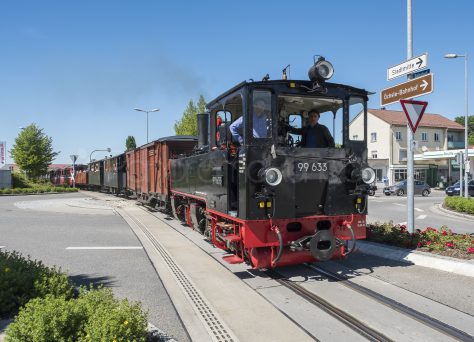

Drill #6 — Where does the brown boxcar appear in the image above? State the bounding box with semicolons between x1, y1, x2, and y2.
126;136;197;207
75;169;88;186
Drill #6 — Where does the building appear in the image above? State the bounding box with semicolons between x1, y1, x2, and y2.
0;164;12;189
352;108;471;186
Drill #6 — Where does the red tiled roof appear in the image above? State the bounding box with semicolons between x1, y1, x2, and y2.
369;109;464;130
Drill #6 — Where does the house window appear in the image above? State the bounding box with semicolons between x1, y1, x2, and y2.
421;132;428;141
448;134;454;142
371;150;378;159
399;149;407;161
395;131;402;141
371;132;377;142
352;134;358;140
434;133;440;142
394;169;407;182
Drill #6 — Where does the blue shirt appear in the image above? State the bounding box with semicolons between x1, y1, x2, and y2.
229;114;270;145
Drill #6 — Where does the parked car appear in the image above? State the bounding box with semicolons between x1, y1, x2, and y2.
445;180;474;196
384;180;431;196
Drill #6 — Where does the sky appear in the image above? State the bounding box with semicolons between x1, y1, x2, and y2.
0;0;473;164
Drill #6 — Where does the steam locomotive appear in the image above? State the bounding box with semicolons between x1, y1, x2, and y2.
77;57;375;268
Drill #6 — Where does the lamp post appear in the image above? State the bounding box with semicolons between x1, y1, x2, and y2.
89;148;111;163
445;53;469;198
134;108;160;143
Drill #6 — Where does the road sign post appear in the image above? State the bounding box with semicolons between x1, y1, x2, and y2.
381;73;433;106
70;154;78;188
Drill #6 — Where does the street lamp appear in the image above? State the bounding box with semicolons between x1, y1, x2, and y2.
445;53;469;198
89;148;111;163
134;108;160;143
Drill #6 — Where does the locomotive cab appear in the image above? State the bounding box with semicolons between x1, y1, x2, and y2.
206;78;374;222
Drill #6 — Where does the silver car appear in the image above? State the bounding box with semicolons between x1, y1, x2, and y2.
384;180;431;196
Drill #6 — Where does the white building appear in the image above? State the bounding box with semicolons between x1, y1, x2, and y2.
351;108;472;186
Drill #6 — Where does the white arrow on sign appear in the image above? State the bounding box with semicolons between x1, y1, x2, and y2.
420;79;428;91
400;99;428;133
387;53;428;81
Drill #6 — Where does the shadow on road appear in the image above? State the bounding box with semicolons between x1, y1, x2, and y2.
70;273;116;288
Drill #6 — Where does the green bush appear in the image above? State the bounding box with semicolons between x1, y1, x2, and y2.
444;197;474;215
77;287;148;342
5;296;85;342
5;288;148;342
0;250;74;317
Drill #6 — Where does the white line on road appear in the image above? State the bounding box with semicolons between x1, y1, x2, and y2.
394;203;406;207
66;246;143;250
415;207;424;212
416;215;427;219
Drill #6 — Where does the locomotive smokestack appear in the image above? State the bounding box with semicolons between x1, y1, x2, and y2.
197;113;209;148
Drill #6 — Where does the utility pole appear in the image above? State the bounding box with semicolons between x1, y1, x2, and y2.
406;0;415;233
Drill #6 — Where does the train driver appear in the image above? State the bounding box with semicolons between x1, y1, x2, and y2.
290;110;335;148
229;97;270;145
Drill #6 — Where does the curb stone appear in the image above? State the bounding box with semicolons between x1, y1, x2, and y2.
0;320;175;342
146;323;177;342
437;203;474;220
355;240;474;278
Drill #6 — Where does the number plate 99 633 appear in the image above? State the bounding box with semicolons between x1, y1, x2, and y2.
295;162;328;173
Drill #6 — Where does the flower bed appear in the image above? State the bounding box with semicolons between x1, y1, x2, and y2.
367;222;474;260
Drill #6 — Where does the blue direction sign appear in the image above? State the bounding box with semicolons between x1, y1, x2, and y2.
409;69;430;79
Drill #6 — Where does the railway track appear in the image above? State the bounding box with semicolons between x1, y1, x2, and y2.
265;268;392;342
133;204;474;341
305;264;474;342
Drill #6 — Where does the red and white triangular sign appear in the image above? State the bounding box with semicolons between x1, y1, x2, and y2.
400;99;428;133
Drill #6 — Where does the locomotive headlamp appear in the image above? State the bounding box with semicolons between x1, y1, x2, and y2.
308;56;334;82
264;167;283;186
361;167;376;184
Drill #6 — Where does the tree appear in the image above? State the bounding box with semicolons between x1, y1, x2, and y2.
10;124;59;179
125;136;136;151
174;95;206;136
454;116;474;146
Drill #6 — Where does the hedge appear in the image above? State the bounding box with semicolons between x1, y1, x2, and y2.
444;196;474;215
0;250;74;318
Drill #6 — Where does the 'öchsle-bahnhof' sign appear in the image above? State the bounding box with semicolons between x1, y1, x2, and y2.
380;73;433;106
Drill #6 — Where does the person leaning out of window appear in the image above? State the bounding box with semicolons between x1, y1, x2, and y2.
289;110;335;148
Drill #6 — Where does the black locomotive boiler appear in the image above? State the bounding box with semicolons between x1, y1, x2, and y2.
170;57;375;268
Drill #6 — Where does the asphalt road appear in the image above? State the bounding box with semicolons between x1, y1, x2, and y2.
0;193;190;342
367;189;474;234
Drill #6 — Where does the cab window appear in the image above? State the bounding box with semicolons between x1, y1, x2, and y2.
252;90;272;140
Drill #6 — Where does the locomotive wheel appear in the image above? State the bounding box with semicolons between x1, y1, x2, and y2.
397;189;404;196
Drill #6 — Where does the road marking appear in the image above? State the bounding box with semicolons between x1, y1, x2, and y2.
66;246;143;250
417;215;427;220
394;203;406;207
414;207;424;212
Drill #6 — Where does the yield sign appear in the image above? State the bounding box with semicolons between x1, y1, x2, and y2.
400;99;428;133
